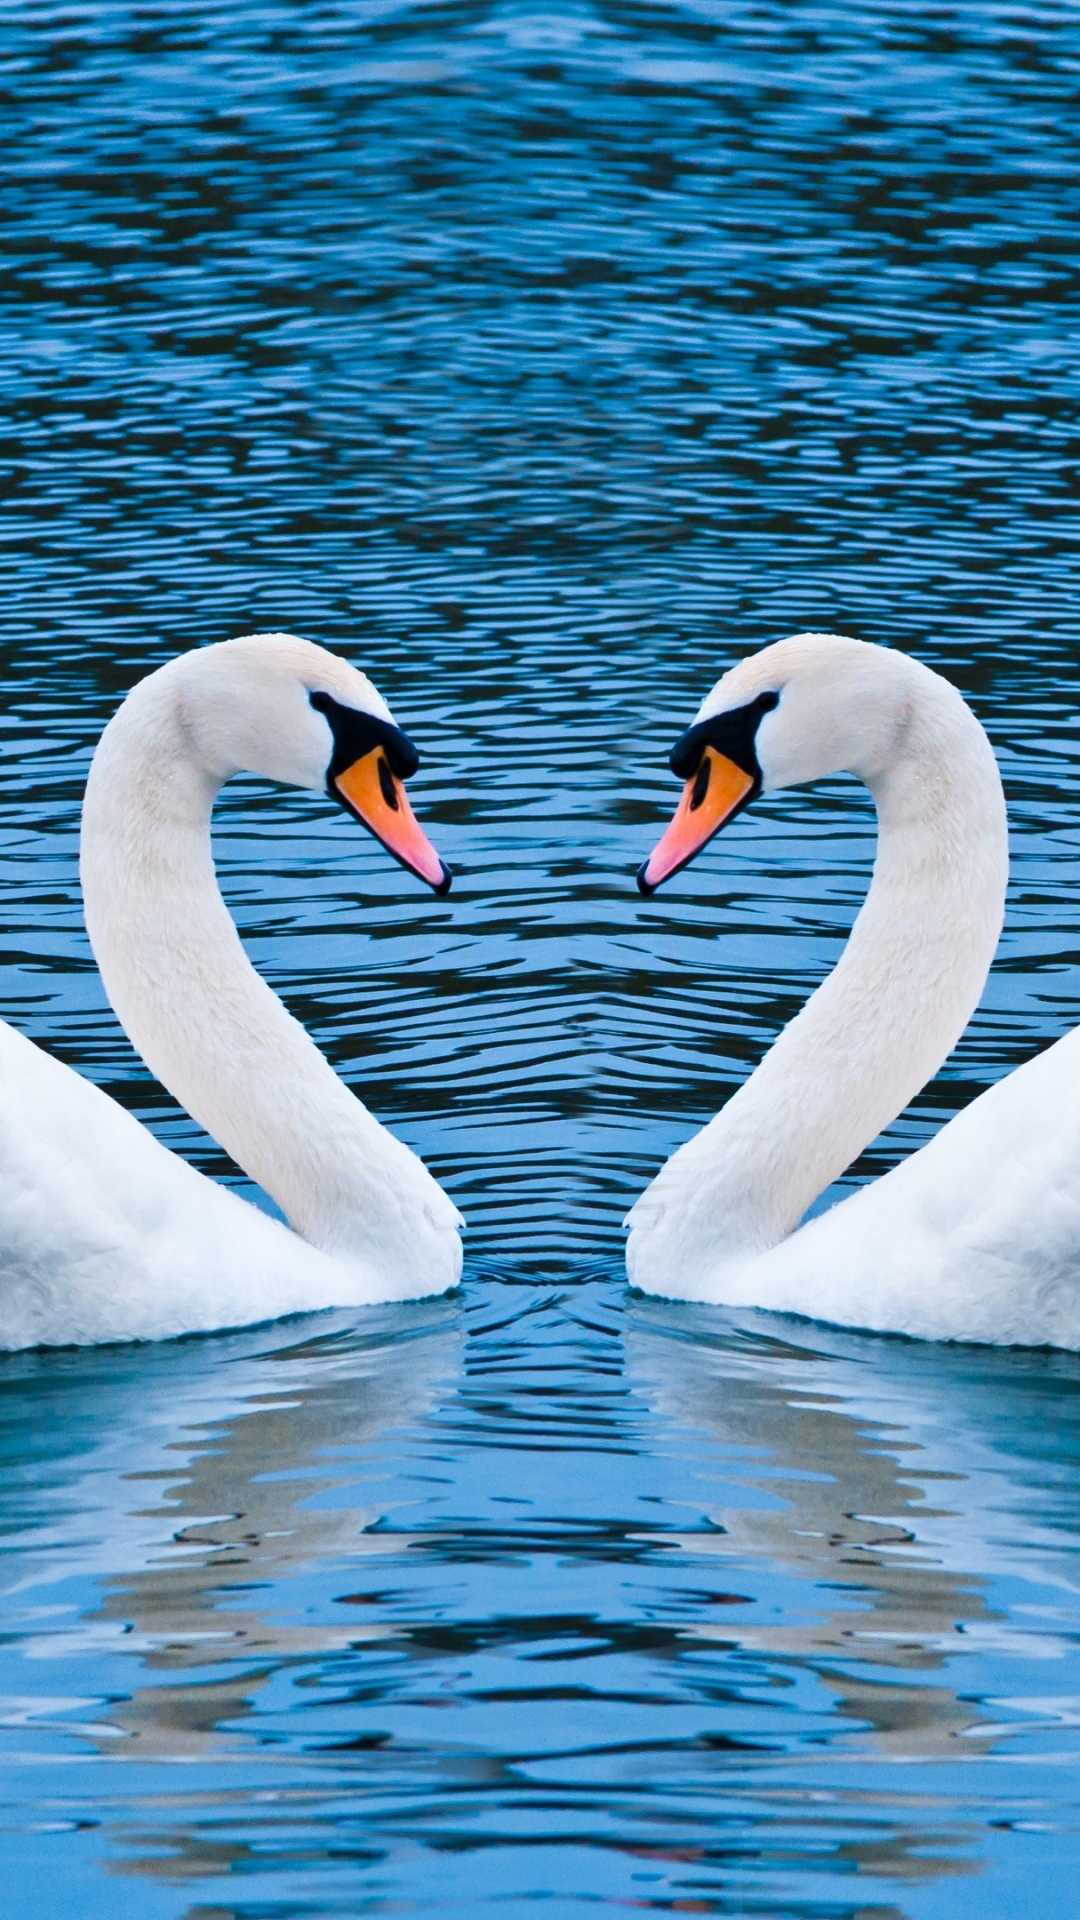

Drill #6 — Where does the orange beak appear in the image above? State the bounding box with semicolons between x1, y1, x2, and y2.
638;747;755;894
334;747;451;894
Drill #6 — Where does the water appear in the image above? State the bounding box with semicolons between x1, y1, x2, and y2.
2;0;1080;1911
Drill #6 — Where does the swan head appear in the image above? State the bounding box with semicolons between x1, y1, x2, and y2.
638;633;915;893
172;633;452;894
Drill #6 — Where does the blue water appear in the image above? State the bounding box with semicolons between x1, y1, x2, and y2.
2;1;1080;1912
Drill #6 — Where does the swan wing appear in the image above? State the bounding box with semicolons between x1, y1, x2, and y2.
742;1027;1080;1346
0;1020;432;1349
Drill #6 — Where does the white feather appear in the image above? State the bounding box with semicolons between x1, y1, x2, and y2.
0;633;462;1350
627;632;1080;1348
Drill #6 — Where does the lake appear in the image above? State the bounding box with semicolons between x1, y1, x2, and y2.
1;1;1079;1914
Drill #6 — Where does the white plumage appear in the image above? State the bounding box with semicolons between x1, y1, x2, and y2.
627;632;1080;1348
0;633;462;1350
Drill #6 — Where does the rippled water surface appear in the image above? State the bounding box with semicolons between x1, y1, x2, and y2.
3;1;1080;1913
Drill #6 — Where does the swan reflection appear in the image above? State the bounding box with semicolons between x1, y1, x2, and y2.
630;1302;1080;1759
0;1304;458;1760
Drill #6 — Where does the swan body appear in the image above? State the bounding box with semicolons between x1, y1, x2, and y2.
628;632;1080;1348
0;633;462;1350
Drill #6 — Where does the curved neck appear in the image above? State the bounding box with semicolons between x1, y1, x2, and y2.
682;665;1009;1252
79;658;418;1258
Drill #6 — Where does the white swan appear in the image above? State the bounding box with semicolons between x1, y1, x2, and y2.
0;632;463;1350
627;631;1080;1349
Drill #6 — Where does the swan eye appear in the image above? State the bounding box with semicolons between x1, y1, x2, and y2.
309;689;420;780
378;756;399;810
689;759;711;811
669;688;780;781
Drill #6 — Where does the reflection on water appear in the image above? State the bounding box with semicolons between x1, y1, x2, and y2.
90;1312;460;1759
633;1308;1080;1761
2;1284;1079;1915
3;0;1080;1911
0;1307;459;1753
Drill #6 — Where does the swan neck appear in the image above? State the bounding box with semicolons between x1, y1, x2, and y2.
78;657;412;1258
653;663;1009;1256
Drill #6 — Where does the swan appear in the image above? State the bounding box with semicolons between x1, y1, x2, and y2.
627;630;1080;1349
0;632;463;1350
